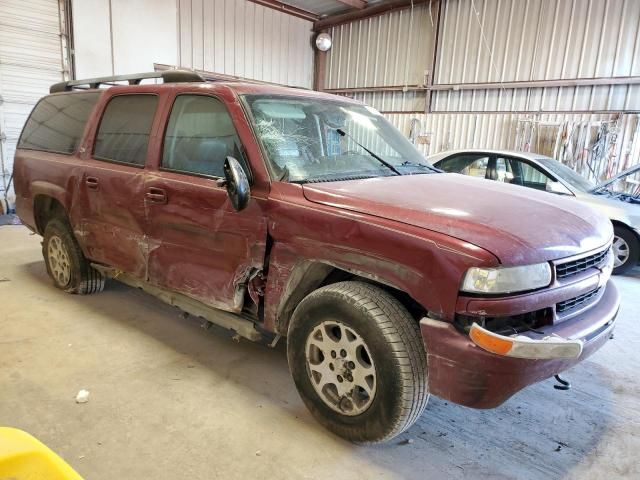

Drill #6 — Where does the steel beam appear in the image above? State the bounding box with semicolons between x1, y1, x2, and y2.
313;0;430;31
248;0;318;22
429;76;640;91
334;0;367;9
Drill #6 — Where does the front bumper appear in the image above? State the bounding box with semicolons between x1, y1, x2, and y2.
420;281;619;409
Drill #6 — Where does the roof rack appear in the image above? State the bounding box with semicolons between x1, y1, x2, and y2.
49;69;205;93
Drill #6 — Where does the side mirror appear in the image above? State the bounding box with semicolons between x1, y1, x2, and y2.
222;156;250;211
546;180;572;196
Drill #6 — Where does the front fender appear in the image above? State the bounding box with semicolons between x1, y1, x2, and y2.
262;183;497;334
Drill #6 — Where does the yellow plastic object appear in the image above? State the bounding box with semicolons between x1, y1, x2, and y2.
0;427;84;479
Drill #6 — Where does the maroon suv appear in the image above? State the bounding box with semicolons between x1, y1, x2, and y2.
13;70;619;443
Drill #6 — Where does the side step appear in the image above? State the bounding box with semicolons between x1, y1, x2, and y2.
93;265;262;342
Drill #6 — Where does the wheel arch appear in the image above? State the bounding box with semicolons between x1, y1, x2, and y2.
611;219;640;241
272;260;427;336
33;194;68;235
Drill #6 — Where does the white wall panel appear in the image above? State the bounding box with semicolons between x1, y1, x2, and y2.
178;0;314;88
71;0;113;78
72;0;178;78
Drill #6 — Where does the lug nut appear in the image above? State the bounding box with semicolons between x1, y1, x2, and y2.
348;361;355;369
340;349;347;357
331;351;337;358
329;363;334;371
337;375;343;383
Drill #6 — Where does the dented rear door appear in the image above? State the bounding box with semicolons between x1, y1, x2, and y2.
77;92;159;278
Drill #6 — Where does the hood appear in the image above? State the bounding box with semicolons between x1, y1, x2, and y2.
575;191;640;230
593;164;640;190
302;174;612;265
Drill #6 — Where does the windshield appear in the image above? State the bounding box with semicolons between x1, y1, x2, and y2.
242;95;435;183
535;157;595;192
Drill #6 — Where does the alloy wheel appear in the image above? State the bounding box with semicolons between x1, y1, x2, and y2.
612;234;630;268
48;235;71;287
305;320;377;416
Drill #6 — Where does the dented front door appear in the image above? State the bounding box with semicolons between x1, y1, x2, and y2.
144;172;268;312
143;92;268;313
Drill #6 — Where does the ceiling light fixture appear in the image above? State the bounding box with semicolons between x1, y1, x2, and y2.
315;33;332;52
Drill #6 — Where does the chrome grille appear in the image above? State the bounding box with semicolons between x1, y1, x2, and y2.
556;288;602;313
555;249;609;279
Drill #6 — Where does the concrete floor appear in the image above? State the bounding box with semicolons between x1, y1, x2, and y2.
1;225;639;480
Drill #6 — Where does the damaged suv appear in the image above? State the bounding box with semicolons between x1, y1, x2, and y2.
13;71;619;443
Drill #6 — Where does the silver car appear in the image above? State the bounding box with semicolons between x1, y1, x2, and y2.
430;149;640;275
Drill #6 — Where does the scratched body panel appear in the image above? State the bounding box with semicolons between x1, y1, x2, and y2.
262;182;496;333
144;171;268;312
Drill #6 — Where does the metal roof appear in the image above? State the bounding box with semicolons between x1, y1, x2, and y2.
279;0;386;17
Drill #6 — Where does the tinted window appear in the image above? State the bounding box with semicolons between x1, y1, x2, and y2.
18;92;100;154
162;95;243;177
94;95;158;165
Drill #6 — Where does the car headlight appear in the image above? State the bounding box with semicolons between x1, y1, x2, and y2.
461;263;552;294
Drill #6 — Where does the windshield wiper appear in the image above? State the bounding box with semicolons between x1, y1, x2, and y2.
278;165;290;181
400;160;440;173
336;128;401;176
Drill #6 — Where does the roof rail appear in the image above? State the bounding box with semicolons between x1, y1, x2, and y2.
49;69;205;93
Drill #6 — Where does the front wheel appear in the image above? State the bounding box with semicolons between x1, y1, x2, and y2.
287;281;428;443
612;226;639;275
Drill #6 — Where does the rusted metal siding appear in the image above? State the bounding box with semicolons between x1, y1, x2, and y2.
178;0;314;88
325;2;437;89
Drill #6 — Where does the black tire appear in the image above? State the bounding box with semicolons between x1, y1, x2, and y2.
287;281;428;444
612;225;640;275
42;218;105;294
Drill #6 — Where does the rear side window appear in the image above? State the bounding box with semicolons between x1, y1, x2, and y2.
162;95;244;177
18;92;100;154
94;95;158;166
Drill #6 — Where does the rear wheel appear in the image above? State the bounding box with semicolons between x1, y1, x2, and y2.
43;218;105;294
612;225;639;275
287;281;428;443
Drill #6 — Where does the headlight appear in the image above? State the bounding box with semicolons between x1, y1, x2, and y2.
461;263;552;294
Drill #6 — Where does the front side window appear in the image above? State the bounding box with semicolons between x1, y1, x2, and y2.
506;157;551;190
19;92;100;154
162;95;244;177
94;95;158;166
242;95;435;183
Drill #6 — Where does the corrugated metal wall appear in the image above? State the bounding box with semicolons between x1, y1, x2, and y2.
177;0;314;88
325;3;435;88
325;2;436;112
434;0;640;112
323;0;640;181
